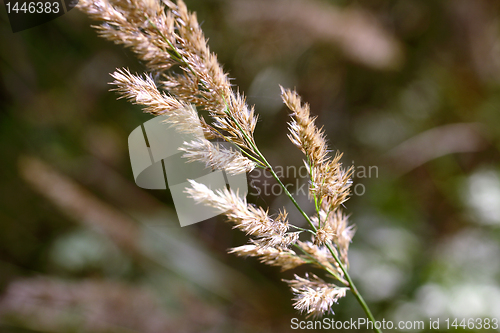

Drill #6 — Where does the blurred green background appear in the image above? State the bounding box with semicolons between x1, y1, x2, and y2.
1;0;500;332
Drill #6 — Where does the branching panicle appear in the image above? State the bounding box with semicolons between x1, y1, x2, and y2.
78;1;381;330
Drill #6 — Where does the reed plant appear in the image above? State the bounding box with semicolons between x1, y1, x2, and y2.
77;0;381;330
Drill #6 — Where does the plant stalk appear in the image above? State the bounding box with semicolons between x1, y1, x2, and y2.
148;19;381;331
324;243;382;333
247;136;382;333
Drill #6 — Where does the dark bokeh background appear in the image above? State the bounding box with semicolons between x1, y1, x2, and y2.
1;0;500;332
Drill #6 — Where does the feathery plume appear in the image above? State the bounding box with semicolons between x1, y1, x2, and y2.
285;273;348;318
312;209;355;267
111;69;187;116
77;0;176;72
110;69;214;138
185;180;299;249
180;139;256;175
314;154;353;211
229;243;307;271
281;86;329;166
281;87;353;211
297;240;344;279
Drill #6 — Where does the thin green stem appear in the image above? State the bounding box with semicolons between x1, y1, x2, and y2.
289;225;314;233
324;243;381;333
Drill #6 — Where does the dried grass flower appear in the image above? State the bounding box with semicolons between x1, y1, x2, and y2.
185;180;298;249
78;0;381;330
229;243;307;272
179;139;256;175
285;273;348;318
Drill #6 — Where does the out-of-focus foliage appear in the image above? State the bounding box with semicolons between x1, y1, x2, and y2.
1;0;500;332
